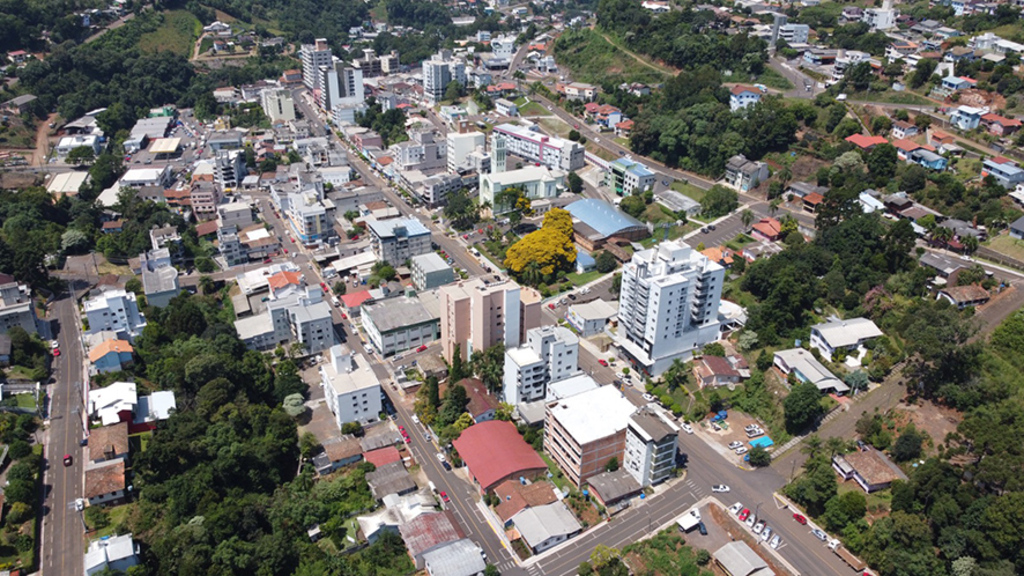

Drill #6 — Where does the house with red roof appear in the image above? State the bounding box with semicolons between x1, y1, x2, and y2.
461;378;500;423
267;270;303;297
981;113;1022;136
452;420;548;493
614;119;634;138
363;446;402;468
803;192;825;213
694;355;741;388
729;85;762;112
340;290;373;316
750;217;782;242
845;134;889;151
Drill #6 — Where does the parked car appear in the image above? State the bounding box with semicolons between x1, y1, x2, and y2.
443;461;452;471
728;502;743;515
598;359;608;367
642;393;656;402
753;520;766;535
681;422;694;434
697;522;707;535
712;485;730;493
793;513;808;525
745;514;756;528
53;348;60;357
417;345;428;352
762;526;772;541
770;535;781;549
811;528;828;541
436;452;446;463
440;491;450;503
728;441;744;450
739;509;750;521
708;224;717;231
735;447;748;455
412;414;420;424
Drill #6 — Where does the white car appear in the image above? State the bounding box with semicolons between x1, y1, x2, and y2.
436;452;446;463
770;535;781;549
412;414;420;425
712;485;730;493
642;393;656;402
728;441;744;450
735;447;748;455
728;502;743;515
74;498;84;511
50;340;59;350
761;526;772;541
753;520;766;535
745;514;756;528
681;423;694;434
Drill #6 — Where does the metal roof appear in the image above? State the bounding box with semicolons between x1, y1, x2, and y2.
511;503;581;548
565;199;646;239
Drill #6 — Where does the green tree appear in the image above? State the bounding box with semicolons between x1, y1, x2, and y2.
866;143;898;184
784;381;824;434
892;423;925;462
748;445;771;467
437;383;468;428
444;80;463;102
700;185;739;218
702;342;726;357
605;456;619;472
567;170;583;193
595;250;617;273
299;431;322;459
620;195;645;218
66;145;96;166
450;343;468;383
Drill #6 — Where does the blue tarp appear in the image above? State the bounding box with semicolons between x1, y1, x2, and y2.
749;436;774;448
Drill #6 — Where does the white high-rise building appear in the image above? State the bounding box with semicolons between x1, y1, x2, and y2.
261;88;296;122
492;123;585;171
862;0;897;30
320;344;382;429
615;241;724;376
84;290;147;342
624;407;679;487
422;50;467;105
320;60;364;112
301;39;333;89
447;131;486;173
503;325;580;405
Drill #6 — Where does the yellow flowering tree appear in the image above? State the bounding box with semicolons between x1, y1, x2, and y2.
504;208;577;285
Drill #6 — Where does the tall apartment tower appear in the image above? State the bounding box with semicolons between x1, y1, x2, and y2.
502;325;580;405
301;39;332;89
490;131;506;174
439;277;542;363
615;241;724;376
319;60;364;111
422;50;466;105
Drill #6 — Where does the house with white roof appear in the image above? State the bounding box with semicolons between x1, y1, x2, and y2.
510;502;582;553
83;289;146;342
773;348;849;394
85;533;140;576
950;105;986;130
809;317;883;362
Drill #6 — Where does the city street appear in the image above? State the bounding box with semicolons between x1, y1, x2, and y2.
40;282;87;576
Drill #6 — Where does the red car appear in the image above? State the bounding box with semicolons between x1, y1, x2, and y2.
792;513;807;525
598;359;608;367
53;348;60;357
290;238;295;243
440;491;450;503
548;303;556;310
263;258;272;264
417;345;428;352
739;509;750;522
320;282;327;290
283;248;288;254
63;454;73;467
398;425;405;433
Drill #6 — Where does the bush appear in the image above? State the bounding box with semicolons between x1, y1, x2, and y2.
85;506;110;530
8;439;31;460
748;446;771;467
696;549;711;565
6;502;32;524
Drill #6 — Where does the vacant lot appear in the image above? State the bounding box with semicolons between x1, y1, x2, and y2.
139;10;200;57
986;233;1024;261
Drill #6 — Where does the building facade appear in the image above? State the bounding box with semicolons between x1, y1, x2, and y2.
503;325;580;405
624;408;679;486
439;277;542;362
492;123;585;171
84;290;147;341
368;218;432;265
320;344;382;428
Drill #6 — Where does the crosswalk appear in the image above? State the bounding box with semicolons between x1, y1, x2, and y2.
524;563;543;576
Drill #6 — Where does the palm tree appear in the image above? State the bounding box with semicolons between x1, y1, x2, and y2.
961;235;979;255
930;226;953;247
801;434;823;460
779;166;792;185
741;209;755;229
522;261;543;286
769;198;781;216
825;436;847;458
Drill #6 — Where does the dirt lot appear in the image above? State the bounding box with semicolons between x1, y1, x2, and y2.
896;400;961;455
701;410;774;461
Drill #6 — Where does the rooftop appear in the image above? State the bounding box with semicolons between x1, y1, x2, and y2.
363;296;436;332
88;422;129;462
398;511;465;559
774;348;848;393
510;503;581;548
320;345;380;397
84;457;126;499
484;164;564;187
714;541;773;576
812;317;883;348
545;385;635;445
366;460;417;500
451;420;548;491
493;479;559;522
88;339;134;363
410;252;451;274
568;298;618;321
364;446;402;468
586;468;642;504
565;198;647;240
839;449;908;486
940;284;990;304
367;217;431;240
422;539;487;576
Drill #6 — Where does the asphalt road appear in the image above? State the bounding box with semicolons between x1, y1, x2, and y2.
40;282;87;576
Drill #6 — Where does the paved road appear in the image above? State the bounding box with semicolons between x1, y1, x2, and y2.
40;282;87;576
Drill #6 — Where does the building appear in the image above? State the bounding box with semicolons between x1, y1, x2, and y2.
495;98;518;117
0;273;40;336
586;469;643;507
234;287;335;353
556;81;599;102
724;155;769;192
84;290;146;341
862;1;898;31
218;201;254;230
544;385;636;487
981;112;1022;136
320;345;382;429
779;23;810;44
390;130;446;172
56;134;103;158
565;299;617;337
2;94;37;114
366;460;417;500
368;218;432;265
937;284;990;309
423;539;487;576
439;277;541;362
361;295;440;357
462;379;499;422
891;120;918;139
85;457;127;506
809;317;883;361
624;407;679;486
511;503;582;554
88;382;176;432
564;198;650;251
729;85;762;112
503;325;580;405
399;511;466;569
261;88;296;122
452;420;548;492
410;253;455;290
773;348;849;394
84;534;140;576
694;355;742;388
845;134;889;151
447;131;487;173
140;257;180;309
46;171;91;198
88;339;134;374
607;157;656;196
312;435;363;474
832;449;908;493
88;422;129;463
950;105;985;130
1010;214;1024;239
615;242;724;376
981;157;1024;188
478;165;565;212
713;541;773;576
301;39;333;89
491;123;585;171
423;50;467;105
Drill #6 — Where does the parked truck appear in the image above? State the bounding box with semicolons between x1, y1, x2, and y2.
831;541;866;571
676;509;701;533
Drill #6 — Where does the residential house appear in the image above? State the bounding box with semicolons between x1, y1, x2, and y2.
890;120;918;139
941;75;976;92
723;155;769;192
909;148;948;171
511;503;582;554
399;511;466;569
88;422;129;463
311;435;363;475
982;157;1024;188
85;457;127;506
980;112;1022;136
614;119;634;138
950;106;985;130
694;355;742;388
729;85;762;112
1010;214;1024;239
463;379;499;422
809;317;883;361
88;339;134;374
773;348;849;394
84;534;140;576
845;134;889;151
700;246;735;268
937;284;990;308
832;449;908;493
749;217;782;242
88;381;177;432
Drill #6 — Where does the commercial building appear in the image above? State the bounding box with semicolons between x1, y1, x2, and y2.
361;295;440;357
452;420;548;492
607;157;656;195
320;344;382;429
478;165;565;213
446;131;487;173
503;325;580;405
492;123;585;171
46;171;91;198
261;88;296;122
809;317;883;361
410;253;455;290
56;134;103;158
544;385;636;487
615;241;725;376
234;287;335;353
439;277;542;363
564;198;650;251
300;38;333;89
624;408;679;486
778;23;810;44
0;273;40;336
713;541;772;576
565;299;617;337
423;50;467;105
368;218;432;264
84;290;147;342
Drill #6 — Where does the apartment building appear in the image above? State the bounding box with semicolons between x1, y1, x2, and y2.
410;253;455;290
390;130;446;172
84;290;147;342
234;287;335;353
607;157;656;195
320;344;382;429
367;218;432;264
0;274;39;335
616;241;725;376
261;88;296;122
624;408;679;486
544;386;636;487
439;277;542;362
423;50;467;105
491;123;585;171
503;325;580;405
189;181;222;221
447;131;487;173
300;38;333;89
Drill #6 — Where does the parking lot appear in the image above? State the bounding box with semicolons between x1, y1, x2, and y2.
699;410;773;464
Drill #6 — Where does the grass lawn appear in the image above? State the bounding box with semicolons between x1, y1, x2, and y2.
199;36;214;54
725;233;756;252
670;180;705;204
566;270;603;286
986;233;1024;261
513;96;528;107
519;101;550;116
950;157;982;182
14;394;36;410
756;68;795;91
369;2;387;22
587;141;617;161
0;118;36;149
838;481;891;514
87;504;133;539
537;117;571;138
848;90;933;106
540;452;569;491
614;137;631;149
139;10;201;58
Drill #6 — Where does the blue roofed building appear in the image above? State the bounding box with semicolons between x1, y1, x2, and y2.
909;148;948;171
575;251;596;274
607;157;656;196
565;199;650;251
367;217;432;264
982;157;1024;189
